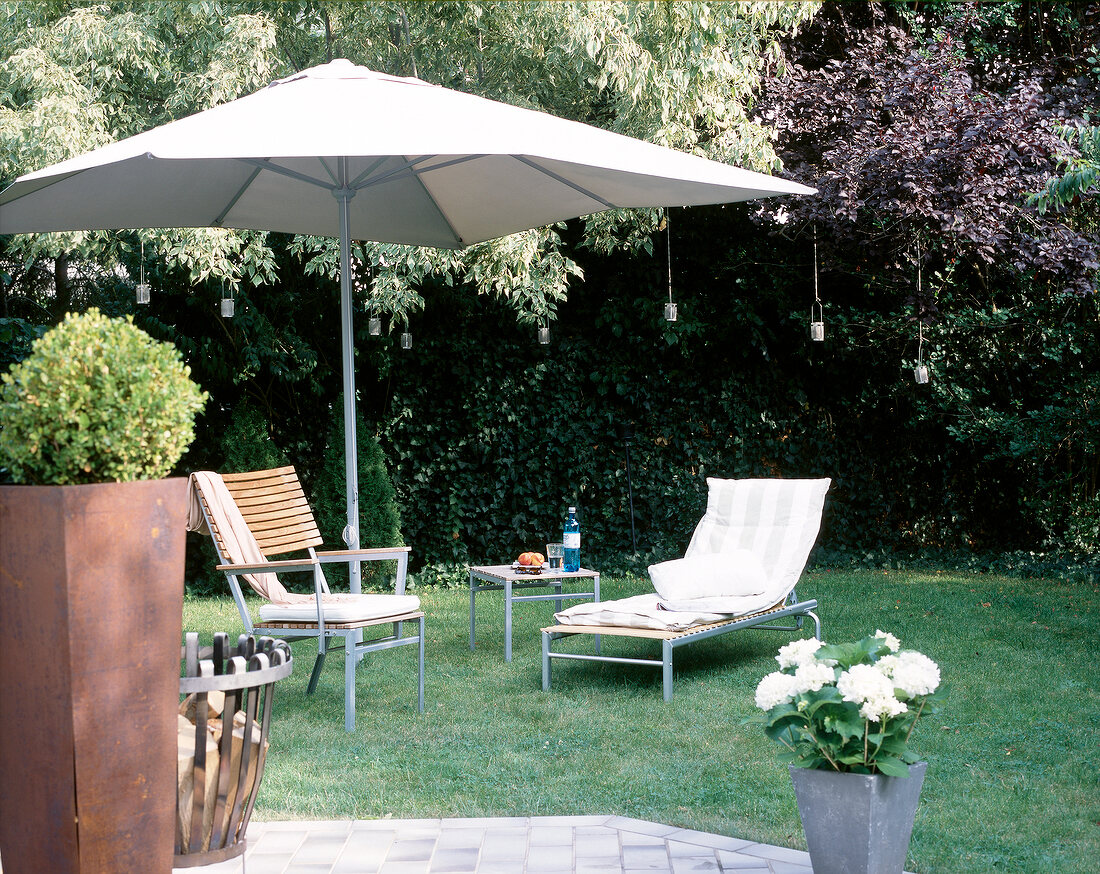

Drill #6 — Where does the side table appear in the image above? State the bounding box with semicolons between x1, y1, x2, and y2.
469;565;600;661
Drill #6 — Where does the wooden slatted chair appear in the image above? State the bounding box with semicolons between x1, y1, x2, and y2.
188;466;424;732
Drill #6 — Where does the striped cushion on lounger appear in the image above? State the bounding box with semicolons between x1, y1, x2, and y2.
685;477;831;603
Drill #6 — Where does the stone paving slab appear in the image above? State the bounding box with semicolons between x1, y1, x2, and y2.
171;816;818;873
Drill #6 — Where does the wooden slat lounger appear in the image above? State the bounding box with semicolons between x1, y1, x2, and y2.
541;595;821;702
540;476;831;701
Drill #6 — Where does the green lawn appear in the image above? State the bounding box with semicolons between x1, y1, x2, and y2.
182;568;1099;873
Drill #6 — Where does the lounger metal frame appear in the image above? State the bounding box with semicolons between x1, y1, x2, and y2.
541;591;820;701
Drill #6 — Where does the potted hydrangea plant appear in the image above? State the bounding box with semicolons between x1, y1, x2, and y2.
0;308;206;874
753;631;945;874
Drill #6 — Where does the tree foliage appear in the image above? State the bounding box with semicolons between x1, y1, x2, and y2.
1;2;1098;579
0;0;816;326
1030;122;1100;213
746;1;1100;557
756;1;1099;297
0;1;281;314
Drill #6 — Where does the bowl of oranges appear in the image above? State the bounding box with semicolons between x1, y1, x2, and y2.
512;551;547;574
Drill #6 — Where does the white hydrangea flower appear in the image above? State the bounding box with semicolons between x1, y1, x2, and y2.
755;671;799;711
791;661;836;696
776;637;825;669
859;694;908;722
877;654;899;676
874;630;901;652
889;651;941;697
837;663;895;705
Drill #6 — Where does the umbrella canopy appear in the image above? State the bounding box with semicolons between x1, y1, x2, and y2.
0;59;814;584
1;59;812;244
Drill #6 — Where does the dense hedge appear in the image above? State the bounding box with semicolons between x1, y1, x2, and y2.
3;206;1093;590
367;207;1098;574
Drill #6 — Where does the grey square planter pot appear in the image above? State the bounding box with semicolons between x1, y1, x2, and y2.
790;761;926;874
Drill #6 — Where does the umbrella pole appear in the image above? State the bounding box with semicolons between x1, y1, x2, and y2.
337;167;362;595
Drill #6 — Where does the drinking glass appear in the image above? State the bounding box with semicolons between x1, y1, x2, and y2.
546;542;564;569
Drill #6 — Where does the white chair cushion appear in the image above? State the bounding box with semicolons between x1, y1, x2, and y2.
259;593;420;624
648;550;768;601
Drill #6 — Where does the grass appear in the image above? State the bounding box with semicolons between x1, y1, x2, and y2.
182;567;1100;873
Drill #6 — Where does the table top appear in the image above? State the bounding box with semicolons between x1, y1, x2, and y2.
469;564;599;583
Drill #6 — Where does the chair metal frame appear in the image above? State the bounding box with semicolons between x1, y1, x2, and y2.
192;467;424;731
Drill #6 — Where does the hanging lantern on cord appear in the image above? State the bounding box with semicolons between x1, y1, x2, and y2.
662;210;677;322
400;330;413;350
913;259;929;383
365;262;381;335
135;239;150;305
220;281;234;318
809;225;824;341
538;322;550;345
810;301;824;341
914;322;929;384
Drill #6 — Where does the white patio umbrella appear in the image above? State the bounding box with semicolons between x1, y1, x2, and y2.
0;59;813;590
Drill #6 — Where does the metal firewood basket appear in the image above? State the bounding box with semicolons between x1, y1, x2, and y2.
176;632;293;867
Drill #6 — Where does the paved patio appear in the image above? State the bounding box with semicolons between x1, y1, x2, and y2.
177;815;818;873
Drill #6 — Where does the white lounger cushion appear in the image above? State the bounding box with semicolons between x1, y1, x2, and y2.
649;550;767;601
553;594;730;632
685;477;830;599
259;593;420;624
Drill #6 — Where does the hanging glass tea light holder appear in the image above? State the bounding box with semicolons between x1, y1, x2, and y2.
662;210;678;322
809;226;824;341
220;281;235;318
912;258;929;383
365;261;382;335
810;301;825;342
135;239;151;305
538;322;550;345
914;322;929;384
400;328;413;350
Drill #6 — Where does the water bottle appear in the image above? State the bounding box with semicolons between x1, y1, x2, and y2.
563;506;580;572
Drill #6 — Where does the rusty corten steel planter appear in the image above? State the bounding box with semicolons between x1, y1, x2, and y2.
0;478;188;874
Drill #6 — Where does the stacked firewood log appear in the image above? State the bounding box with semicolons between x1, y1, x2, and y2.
176;691;267;854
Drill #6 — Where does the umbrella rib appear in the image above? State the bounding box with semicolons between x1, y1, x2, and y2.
238;158;336;192
213;165;264;226
318;157;341;187
344;155;465;247
0;168;82;207
514;156;619;209
353;155;439;190
407;154;486;176
349;157;392;189
403;162;465;248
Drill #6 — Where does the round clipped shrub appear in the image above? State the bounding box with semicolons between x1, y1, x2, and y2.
0;308;208;484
